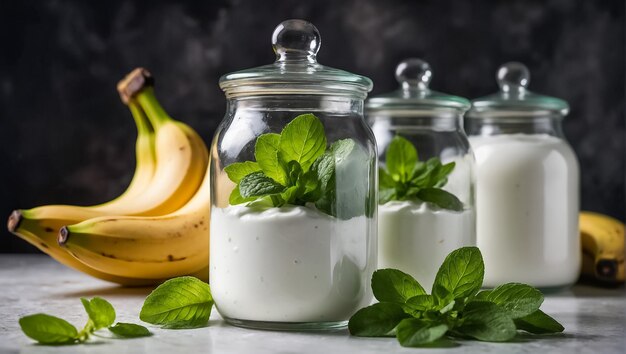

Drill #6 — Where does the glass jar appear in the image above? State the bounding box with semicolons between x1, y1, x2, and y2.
210;20;377;331
367;59;475;292
466;62;580;289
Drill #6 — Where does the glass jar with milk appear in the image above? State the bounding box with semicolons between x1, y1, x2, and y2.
367;59;476;292
466;62;580;289
210;20;377;330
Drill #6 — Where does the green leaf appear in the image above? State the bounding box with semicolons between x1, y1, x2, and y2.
311;153;334;193
297;171;320;199
81;297;116;329
284;160;303;186
348;302;409;337
372;269;426;303
239;172;286;199
479;283;544;319
514;309;564;334
140;276;213;328
19;314;78;345
379;168;395;189
255;133;286;184
455;301;516;342
224;161;261;183
379;188;396;204
385;136;417;182
108;323;152;338
329;138;356;163
401;295;437;317
432;247;484;300
396;318;449;347
417;188;464;211
278;113;327;171
228;185;253;205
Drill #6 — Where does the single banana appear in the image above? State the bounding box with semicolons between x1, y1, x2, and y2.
58;166;210;280
580;211;625;283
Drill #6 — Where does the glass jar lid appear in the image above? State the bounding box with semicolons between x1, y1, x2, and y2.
366;58;470;114
467;62;569;118
219;19;373;99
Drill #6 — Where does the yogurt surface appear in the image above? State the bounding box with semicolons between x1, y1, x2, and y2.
378;200;475;292
470;133;580;288
210;205;374;323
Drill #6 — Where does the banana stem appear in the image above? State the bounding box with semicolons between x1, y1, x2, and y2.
128;101;153;135
136;87;171;129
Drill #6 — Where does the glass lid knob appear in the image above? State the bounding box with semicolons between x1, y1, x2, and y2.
395;58;432;91
272;19;321;63
497;62;530;93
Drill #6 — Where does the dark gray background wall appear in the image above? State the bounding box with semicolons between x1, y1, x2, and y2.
1;0;624;253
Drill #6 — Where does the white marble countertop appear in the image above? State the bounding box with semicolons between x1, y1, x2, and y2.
0;255;624;354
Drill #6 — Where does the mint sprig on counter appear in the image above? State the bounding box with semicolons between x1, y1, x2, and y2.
19;297;151;345
349;247;564;347
140;276;214;329
224;113;357;218
19;276;214;345
379;135;462;211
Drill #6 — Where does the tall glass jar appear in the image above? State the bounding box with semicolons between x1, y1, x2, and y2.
466;62;580;289
367;59;475;292
210;20;377;331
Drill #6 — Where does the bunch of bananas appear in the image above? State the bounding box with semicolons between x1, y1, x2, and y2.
580;211;625;284
7;68;210;286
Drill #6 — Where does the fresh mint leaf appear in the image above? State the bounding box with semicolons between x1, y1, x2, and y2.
81;297;116;330
255;133;286;184
330;139;356;163
385;135;417;182
311;153;334;193
140;276;213;329
108;323;152;338
417;188;463;211
396;318;448;347
372;269;426;303
278;113;326;171
228;185;254;205
514;309;564;334
432;247;484;300
455;301;516;342
224;161;261;183
401;295;437;317
239;172;286;199
348;302;409;337
479;283;543;319
19;314;78;345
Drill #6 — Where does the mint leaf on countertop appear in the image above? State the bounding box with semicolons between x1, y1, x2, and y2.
475;283;544;319
372;269;426;303
432;246;484;300
81;297;116;329
453;301;517;342
140;276;213;329
19;314;78;345
396;318;449;347
108;323;152;338
348;302;409;337
514;309;564;334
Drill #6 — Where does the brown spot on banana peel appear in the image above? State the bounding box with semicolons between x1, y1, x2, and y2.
116;68;154;104
7;210;22;233
57;226;70;246
44;227;54;233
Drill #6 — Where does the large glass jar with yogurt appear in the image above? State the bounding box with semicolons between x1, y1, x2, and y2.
367;59;475;292
210;20;377;330
466;62;580;289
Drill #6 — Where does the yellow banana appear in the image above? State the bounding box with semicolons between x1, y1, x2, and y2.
58;166;210;280
580;211;625;283
7;68;209;285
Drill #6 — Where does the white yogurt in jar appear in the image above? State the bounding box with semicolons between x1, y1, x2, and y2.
210;205;373;323
378;200;475;292
469;134;580;288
